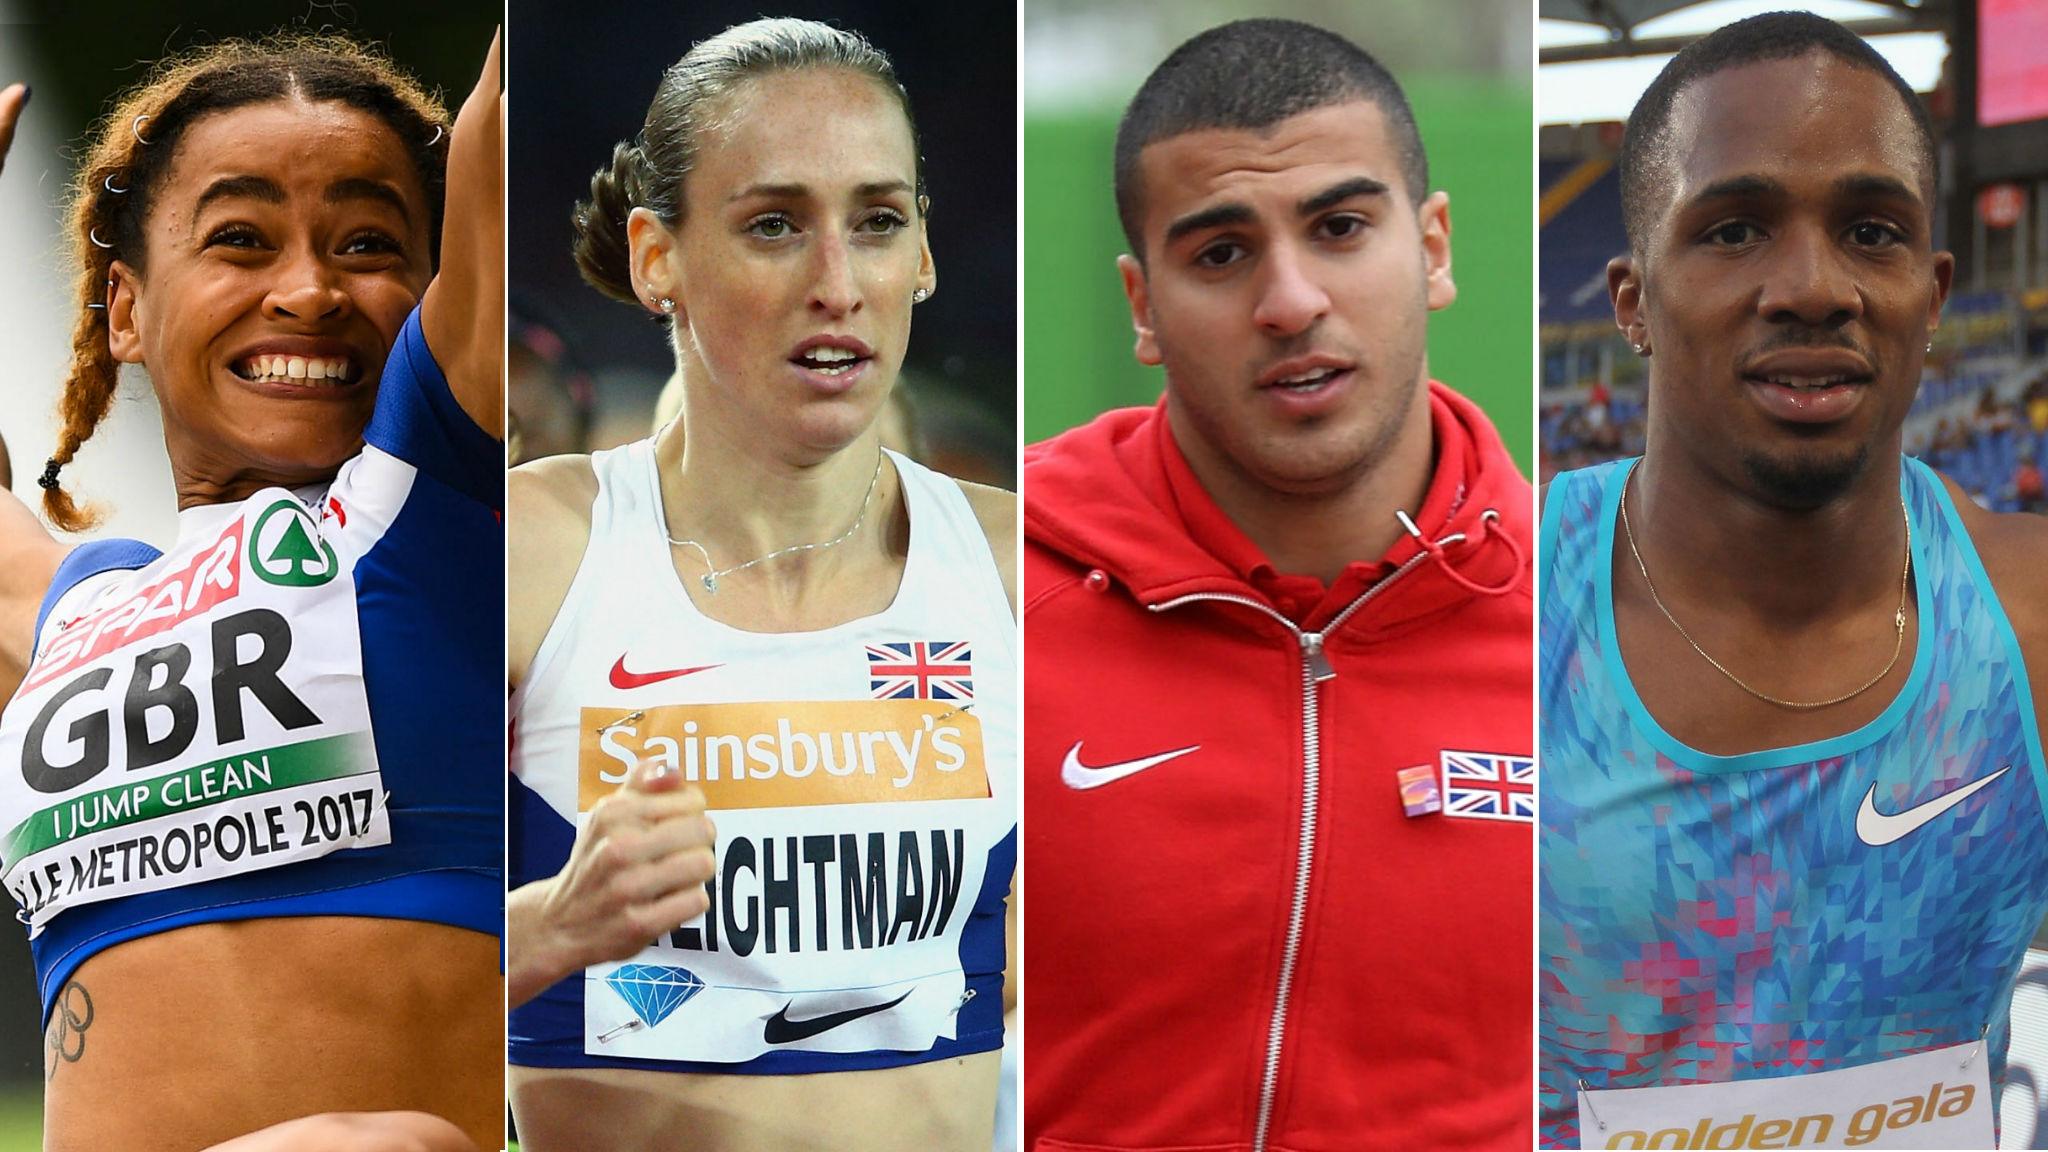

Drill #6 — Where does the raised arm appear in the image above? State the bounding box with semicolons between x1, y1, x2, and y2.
0;82;24;175
0;86;72;697
420;31;503;439
0;485;74;702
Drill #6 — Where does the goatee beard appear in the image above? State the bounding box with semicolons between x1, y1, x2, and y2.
1741;442;1871;510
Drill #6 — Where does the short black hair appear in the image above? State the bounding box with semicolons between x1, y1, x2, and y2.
1619;10;1937;251
1113;19;1428;259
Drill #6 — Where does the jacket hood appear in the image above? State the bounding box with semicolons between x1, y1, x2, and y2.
1024;381;1532;629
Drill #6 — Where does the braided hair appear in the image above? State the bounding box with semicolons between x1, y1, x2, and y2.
46;33;448;531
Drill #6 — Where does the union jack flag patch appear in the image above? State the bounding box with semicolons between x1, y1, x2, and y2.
1440;750;1535;822
867;641;973;700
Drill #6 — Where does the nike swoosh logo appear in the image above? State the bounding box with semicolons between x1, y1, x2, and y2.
1061;741;1201;790
763;990;912;1045
609;655;723;690
1856;766;2011;846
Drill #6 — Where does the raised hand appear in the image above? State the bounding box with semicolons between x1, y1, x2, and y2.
0;84;27;179
421;30;504;438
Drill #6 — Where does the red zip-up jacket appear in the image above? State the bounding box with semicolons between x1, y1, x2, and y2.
1023;384;1534;1152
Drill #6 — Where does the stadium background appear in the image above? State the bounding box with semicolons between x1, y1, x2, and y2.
1023;0;1534;467
1539;1;2048;1144
0;2;497;1145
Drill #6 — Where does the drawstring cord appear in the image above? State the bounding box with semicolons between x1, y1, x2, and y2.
1395;507;1522;597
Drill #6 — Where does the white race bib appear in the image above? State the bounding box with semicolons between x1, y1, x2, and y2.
578;699;1002;1063
0;493;390;936
1577;1042;1995;1150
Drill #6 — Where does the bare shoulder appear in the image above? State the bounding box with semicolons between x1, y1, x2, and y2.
952;478;1017;617
953;478;1017;541
511;453;600;528
1937;471;2048;652
508;454;600;689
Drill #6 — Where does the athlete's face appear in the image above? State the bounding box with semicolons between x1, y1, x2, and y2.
640;69;934;460
1119;100;1453;498
1613;54;1952;509
109;99;434;492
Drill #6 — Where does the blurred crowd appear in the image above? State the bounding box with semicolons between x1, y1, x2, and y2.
1918;374;2048;514
1541;352;2048;516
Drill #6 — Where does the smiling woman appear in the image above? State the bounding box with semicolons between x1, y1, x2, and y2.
0;26;503;1152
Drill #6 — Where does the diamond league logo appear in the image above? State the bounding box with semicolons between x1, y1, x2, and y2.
603;963;706;1037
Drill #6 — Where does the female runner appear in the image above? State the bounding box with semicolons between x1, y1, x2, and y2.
0;30;502;1152
506;18;1015;1152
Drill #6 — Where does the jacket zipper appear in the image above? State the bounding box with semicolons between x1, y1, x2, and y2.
1148;545;1441;1152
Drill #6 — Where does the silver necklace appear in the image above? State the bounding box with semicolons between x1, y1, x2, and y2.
665;451;885;595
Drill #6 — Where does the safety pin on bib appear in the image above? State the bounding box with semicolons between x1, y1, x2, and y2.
1577;1079;1606;1132
1960;1022;1990;1071
346;790;394;848
597;1018;644;1044
594;710;645;736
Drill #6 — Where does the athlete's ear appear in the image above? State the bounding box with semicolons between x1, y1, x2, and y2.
915;195;937;304
106;260;143;365
1420;190;1455;312
1118;254;1162;367
627;206;683;323
1927;248;1954;338
1609;255;1648;356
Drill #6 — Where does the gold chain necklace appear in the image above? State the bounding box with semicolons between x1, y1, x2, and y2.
1618;464;1911;711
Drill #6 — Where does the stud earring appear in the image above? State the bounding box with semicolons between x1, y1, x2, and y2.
912;288;929;304
658;298;676;314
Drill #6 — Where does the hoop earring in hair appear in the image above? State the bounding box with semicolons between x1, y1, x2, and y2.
427;124;444;148
103;174;126;194
131;115;152;145
37;459;61;491
89;227;114;250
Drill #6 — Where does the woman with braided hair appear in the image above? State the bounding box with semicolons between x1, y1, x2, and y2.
0;27;501;1152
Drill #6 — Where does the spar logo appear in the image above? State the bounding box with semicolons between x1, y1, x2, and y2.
1601;1079;1977;1148
248;499;338;588
24;520;242;691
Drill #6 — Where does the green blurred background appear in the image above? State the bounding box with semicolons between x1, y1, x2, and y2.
0;1100;29;1151
1024;0;1533;471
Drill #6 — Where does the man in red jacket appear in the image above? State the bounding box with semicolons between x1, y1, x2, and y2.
1024;19;1534;1152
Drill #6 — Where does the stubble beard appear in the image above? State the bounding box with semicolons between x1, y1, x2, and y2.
1166;345;1427;502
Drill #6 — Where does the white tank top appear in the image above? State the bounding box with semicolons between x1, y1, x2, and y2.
511;441;1016;1070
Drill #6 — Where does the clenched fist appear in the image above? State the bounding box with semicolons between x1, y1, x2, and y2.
508;755;718;1007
